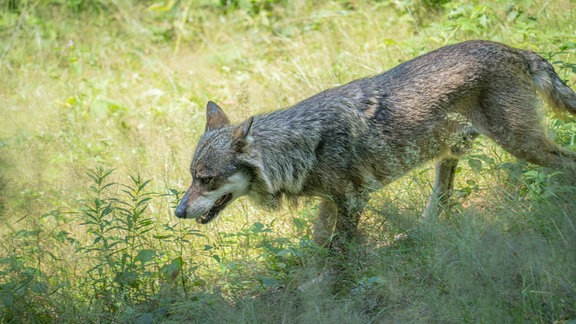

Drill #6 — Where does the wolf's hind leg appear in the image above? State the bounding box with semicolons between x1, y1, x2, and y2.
422;158;459;218
423;125;479;218
475;89;576;170
488;127;576;170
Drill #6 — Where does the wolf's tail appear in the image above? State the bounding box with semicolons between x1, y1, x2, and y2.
523;50;576;117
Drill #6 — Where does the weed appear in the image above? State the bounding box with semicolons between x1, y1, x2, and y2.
78;168;157;311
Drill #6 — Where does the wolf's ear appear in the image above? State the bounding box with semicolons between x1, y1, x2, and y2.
232;117;254;152
205;101;230;132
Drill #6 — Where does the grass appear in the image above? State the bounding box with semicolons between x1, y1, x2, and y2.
1;0;576;322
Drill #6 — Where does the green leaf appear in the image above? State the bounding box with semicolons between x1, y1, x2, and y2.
260;277;279;287
468;158;483;173
250;222;271;234
13;229;41;238
138;179;152;191
30;282;48;294
164;257;183;282
101;204;113;217
147;1;177;13
135;249;156;263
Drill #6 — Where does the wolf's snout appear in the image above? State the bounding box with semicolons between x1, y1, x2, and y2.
175;192;189;218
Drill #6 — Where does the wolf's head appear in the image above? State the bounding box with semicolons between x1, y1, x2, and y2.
175;101;255;223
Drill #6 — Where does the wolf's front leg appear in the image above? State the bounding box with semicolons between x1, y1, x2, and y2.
313;200;338;246
330;194;369;252
313;197;365;250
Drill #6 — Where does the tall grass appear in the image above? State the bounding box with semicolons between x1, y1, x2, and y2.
1;0;575;322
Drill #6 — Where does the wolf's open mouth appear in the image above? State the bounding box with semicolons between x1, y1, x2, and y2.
197;193;233;224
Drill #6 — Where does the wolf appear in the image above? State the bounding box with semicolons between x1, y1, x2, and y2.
175;40;576;248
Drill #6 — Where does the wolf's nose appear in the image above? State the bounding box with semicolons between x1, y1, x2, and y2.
175;201;187;218
175;190;190;218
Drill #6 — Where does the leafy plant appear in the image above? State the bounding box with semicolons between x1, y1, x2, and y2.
79;167;158;311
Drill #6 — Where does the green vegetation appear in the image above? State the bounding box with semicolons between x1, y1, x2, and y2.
1;0;575;322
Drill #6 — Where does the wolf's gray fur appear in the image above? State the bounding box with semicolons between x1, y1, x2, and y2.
175;40;576;248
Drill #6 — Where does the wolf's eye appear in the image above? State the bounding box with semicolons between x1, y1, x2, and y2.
199;177;213;186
